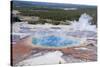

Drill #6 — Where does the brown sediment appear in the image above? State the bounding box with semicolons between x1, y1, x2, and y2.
12;36;33;65
60;47;97;61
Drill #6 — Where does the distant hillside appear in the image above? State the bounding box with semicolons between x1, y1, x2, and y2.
12;1;97;9
11;1;97;25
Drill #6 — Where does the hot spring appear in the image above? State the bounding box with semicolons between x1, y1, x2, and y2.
32;35;82;48
30;13;96;48
12;13;96;47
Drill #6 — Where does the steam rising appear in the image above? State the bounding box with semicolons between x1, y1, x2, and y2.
70;13;96;32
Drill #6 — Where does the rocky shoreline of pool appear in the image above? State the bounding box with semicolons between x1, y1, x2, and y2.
11;36;97;66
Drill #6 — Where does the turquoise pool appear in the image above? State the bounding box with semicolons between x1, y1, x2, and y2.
32;35;80;47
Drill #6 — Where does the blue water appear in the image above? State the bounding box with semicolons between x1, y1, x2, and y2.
32;36;80;47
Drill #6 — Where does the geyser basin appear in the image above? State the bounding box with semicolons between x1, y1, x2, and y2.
32;35;81;48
